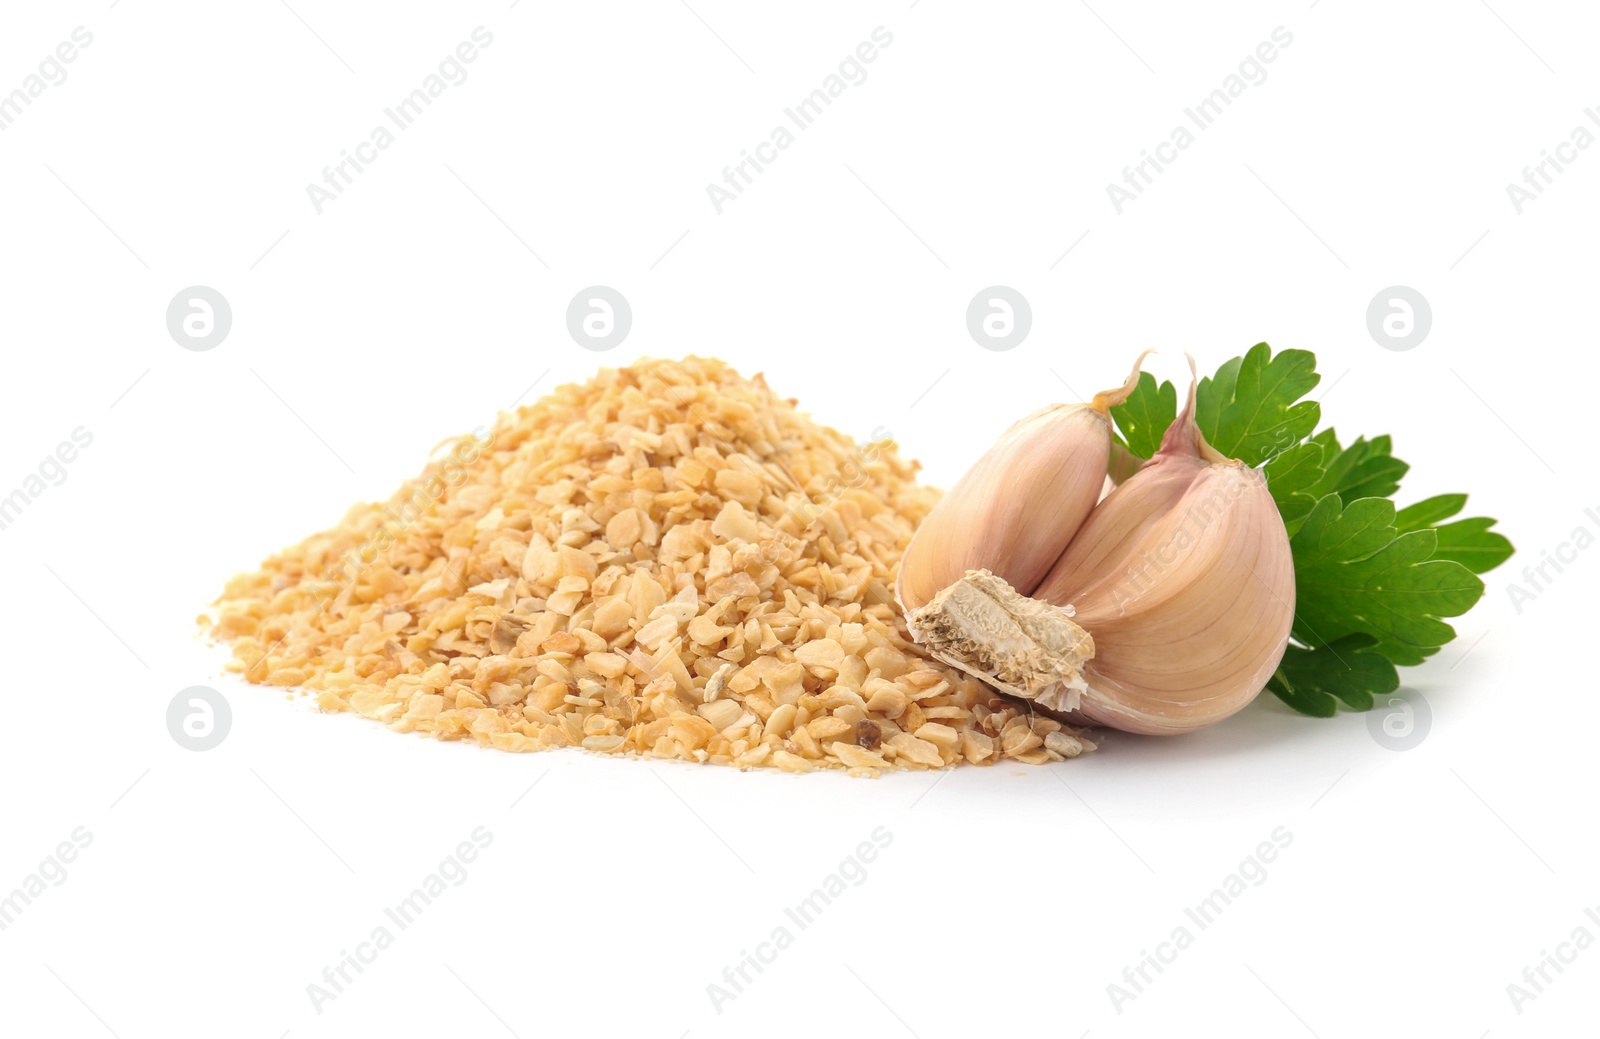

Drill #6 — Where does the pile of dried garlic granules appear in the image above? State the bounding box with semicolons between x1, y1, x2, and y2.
209;357;1095;774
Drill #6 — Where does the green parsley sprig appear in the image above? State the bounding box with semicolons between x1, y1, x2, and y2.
1108;343;1512;717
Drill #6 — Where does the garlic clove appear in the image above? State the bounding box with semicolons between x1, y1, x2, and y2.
1046;364;1294;733
1065;463;1294;734
896;352;1150;612
901;355;1296;736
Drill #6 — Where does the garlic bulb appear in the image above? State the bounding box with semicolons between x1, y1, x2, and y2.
896;352;1150;612
900;359;1295;736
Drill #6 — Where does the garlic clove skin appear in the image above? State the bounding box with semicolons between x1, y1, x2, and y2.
896;353;1150;612
1034;360;1219;603
1063;463;1295;734
1033;454;1205;604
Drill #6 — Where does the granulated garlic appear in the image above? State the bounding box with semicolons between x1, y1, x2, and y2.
208;357;1095;773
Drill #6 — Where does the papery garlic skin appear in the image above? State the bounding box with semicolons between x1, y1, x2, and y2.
896;353;1150;612
900;357;1296;736
1055;461;1294;734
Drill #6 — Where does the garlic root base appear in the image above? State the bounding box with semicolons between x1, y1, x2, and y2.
904;569;1093;713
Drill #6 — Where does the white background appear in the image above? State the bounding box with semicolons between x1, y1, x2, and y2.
0;1;1594;1036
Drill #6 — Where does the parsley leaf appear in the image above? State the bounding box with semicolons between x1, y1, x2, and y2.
1263;441;1325;537
1305;430;1410;503
1289;495;1485;667
1396;494;1515;574
1109;372;1177;460
1394;494;1468;529
1195;343;1321;466
1267;634;1399;716
1430;519;1516;575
